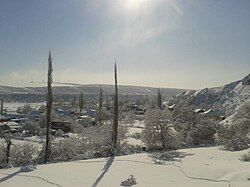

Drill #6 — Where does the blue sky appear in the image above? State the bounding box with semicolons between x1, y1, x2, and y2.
0;0;249;89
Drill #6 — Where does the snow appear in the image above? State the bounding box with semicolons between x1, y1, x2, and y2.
0;146;249;187
127;120;145;128
126;121;144;146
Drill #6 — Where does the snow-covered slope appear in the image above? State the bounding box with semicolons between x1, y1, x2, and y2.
0;147;249;187
171;74;250;113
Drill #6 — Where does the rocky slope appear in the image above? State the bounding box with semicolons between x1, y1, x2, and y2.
170;74;250;114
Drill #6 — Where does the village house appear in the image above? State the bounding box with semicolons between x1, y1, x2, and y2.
203;108;226;121
3;111;23;120
77;115;96;127
0;121;22;133
51;121;72;133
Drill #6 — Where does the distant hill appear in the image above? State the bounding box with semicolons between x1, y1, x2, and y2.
0;84;187;102
170;74;250;114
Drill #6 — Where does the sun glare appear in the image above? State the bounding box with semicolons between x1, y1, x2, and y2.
127;0;148;10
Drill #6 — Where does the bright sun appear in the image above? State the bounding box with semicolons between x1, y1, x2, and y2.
127;0;148;10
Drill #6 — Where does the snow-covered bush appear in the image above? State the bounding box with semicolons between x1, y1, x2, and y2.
116;142;142;155
0;143;6;167
217;121;249;151
185;120;217;146
131;132;141;140
20;165;37;172
241;152;250;162
21;120;41;135
151;151;185;162
123;111;137;124
10;143;39;166
77;122;128;158
217;102;250;151
50;138;78;161
54;129;64;137
173;105;217;147
121;175;137;186
142;109;178;151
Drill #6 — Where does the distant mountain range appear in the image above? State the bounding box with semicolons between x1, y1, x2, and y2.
0;84;186;98
1;74;249;107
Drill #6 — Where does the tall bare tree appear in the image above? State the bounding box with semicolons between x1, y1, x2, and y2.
106;95;110;110
71;94;77;112
79;92;84;114
0;99;3;116
0;132;12;167
99;86;103;125
44;51;53;163
112;62;119;151
157;88;162;110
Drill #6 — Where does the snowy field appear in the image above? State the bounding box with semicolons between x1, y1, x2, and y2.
0;146;249;187
126;120;144;146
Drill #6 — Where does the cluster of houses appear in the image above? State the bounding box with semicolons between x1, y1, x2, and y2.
164;103;226;121
194;108;226;121
0;105;99;135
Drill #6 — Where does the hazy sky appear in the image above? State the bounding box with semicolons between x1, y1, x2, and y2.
0;0;249;89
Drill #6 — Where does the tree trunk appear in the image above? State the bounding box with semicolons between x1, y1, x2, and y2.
160;125;166;150
99;86;103;125
0;99;3;116
5;139;12;165
157;88;162;110
45;51;53;163
112;63;119;151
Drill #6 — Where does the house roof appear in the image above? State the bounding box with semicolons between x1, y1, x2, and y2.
0;121;21;129
204;109;225;116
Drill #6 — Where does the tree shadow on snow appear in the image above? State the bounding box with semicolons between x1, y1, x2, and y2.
0;171;20;183
92;156;115;187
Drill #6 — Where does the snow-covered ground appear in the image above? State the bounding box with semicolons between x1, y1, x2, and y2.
126;120;144;146
0;146;249;187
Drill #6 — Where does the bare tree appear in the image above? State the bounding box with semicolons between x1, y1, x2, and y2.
157;88;162;110
72;94;77;111
142;109;176;150
112;62;119;151
79;92;84;114
0;132;13;167
99;86;103;125
106;95;110;110
44;51;53;163
0;99;3;117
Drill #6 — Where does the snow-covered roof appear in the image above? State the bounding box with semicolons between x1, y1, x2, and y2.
0;121;21;129
204;108;225;116
194;109;205;113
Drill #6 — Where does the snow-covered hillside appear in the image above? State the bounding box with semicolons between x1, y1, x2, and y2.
0;147;249;187
171;74;250;114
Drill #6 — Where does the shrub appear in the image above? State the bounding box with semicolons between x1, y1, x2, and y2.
150;151;185;162
0;143;6;168
142;109;178;151
50;138;78;161
217;102;250;151
240;152;250;162
121;175;137;186
10;143;39;166
185;121;216;146
173;105;217;147
217;123;250;151
224;136;249;151
130;132;141;140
